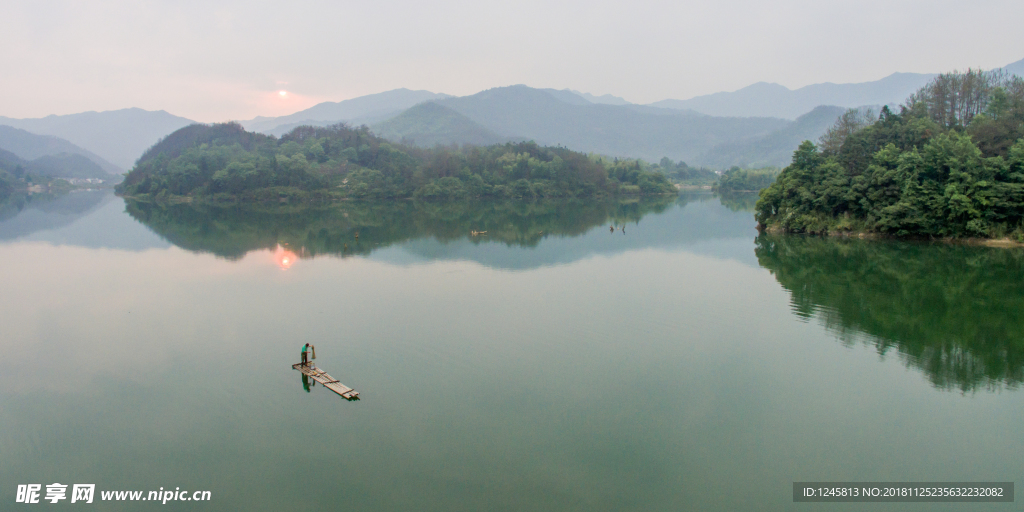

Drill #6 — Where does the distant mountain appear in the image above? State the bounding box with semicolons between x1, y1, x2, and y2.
1000;57;1024;77
241;89;451;135
651;73;936;120
539;89;592;106
26;153;111;179
0;108;194;169
0;148;27;175
567;90;631;105
0;146;112;180
378;85;790;163
697;105;848;168
372;102;508;147
0;126;120;176
652;57;1024;120
538;89;631;106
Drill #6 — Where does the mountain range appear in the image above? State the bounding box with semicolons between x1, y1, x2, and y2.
372;85;789;163
650;73;935;120
369;91;855;168
651;58;1024;119
2;57;1021;171
238;89;451;136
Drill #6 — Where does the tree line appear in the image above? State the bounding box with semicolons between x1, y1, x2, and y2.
117;123;678;202
712;166;780;193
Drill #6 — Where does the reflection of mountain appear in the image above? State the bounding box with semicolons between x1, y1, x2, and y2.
0;190;110;240
755;235;1024;391
0;189;171;250
125;194;761;269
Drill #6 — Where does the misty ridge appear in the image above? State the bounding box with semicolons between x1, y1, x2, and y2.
0;126;120;179
0;58;1021;176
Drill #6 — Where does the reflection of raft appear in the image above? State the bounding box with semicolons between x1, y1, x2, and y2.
292;363;360;400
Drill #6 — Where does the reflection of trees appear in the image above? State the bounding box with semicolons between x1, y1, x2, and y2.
125;196;677;260
755;234;1024;392
675;190;759;213
0;194;24;223
714;192;759;212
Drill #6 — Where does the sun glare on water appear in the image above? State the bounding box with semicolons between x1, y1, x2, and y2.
272;244;299;270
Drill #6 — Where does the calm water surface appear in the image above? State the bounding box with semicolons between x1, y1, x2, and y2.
1;191;1022;511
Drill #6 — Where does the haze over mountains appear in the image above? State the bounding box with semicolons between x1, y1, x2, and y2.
374;102;507;147
0;126;120;178
651;73;935;119
238;89;451;136
374;85;789;163
2;58;1021;172
698;106;848;168
369;90;851;168
0;108;193;170
651;57;1024;119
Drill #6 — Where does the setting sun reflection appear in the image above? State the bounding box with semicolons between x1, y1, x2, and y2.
272;244;299;270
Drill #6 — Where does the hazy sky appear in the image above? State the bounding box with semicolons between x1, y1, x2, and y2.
2;0;1022;122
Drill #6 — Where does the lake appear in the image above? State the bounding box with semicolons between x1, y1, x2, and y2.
1;190;1022;511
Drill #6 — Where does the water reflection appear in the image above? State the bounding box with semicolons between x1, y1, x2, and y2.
0;189;110;240
124;196;679;262
273;244;299;270
755;234;1024;392
0;189;171;250
713;191;759;212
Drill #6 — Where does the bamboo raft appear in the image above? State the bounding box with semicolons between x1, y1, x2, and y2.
292;363;360;400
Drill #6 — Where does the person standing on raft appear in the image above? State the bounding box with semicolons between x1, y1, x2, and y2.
300;343;317;366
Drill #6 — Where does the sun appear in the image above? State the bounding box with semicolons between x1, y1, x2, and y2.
278;90;288;98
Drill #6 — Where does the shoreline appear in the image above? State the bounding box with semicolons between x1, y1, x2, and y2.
758;224;1024;248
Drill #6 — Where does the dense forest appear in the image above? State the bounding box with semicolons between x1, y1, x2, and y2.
755;69;1024;239
712;166;779;193
756;235;1024;391
117;123;677;202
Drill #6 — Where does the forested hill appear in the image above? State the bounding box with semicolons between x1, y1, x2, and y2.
117;123;677;202
755;69;1024;240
